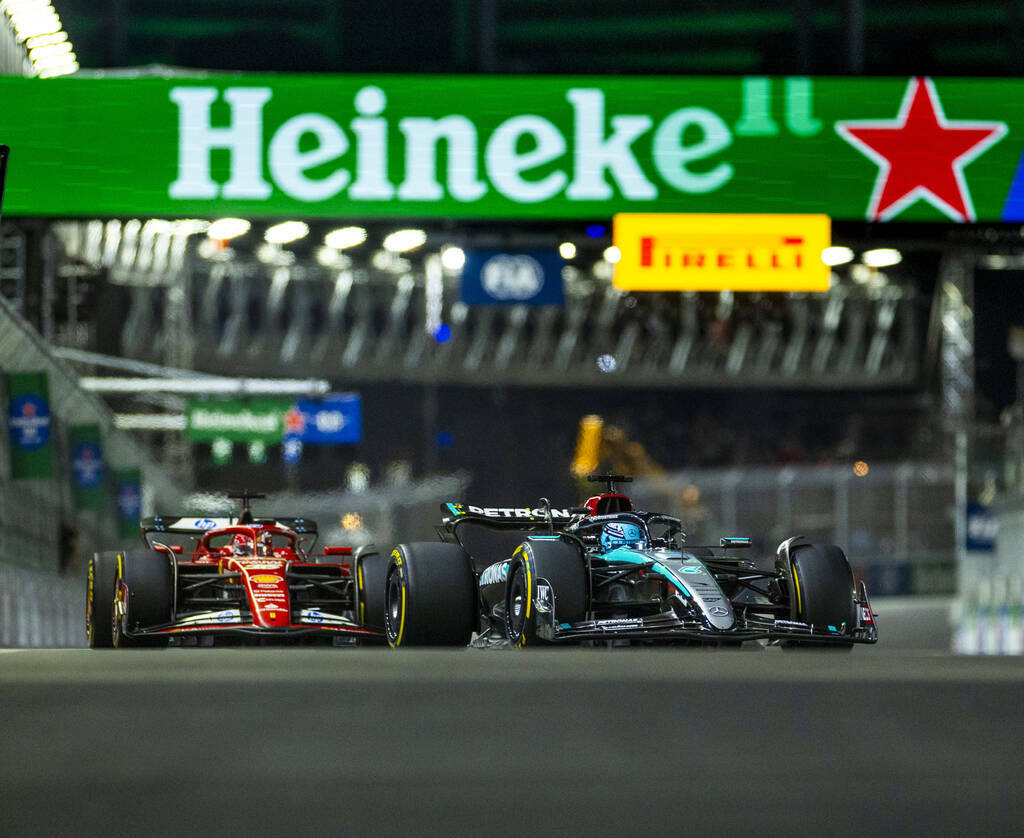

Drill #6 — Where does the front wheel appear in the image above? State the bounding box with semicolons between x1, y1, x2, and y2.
505;539;587;648
87;552;118;648
112;551;173;648
384;543;476;647
777;541;857;650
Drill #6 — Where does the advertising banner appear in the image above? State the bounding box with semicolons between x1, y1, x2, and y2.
284;394;362;444
70;424;105;511
188;395;362;444
186;399;293;443
460;251;564;305
2;75;1024;221
5;371;53;479
613;213;831;291
115;468;142;540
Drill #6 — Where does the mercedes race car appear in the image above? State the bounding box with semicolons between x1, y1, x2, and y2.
372;476;877;649
86;492;383;647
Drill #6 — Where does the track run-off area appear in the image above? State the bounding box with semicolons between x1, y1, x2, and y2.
2;641;1023;837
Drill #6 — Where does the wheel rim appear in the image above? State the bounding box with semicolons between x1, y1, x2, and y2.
505;565;527;642
385;569;404;644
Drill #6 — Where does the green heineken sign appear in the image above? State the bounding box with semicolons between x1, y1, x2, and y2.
186;399;292;443
3;74;1024;221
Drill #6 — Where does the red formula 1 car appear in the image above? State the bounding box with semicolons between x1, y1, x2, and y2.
86;492;383;647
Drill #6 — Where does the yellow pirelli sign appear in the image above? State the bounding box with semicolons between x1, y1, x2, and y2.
612;213;831;292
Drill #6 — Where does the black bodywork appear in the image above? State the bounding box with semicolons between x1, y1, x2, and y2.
435;503;877;647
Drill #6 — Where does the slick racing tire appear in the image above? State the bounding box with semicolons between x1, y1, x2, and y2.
505;539;587;648
112;551;173;648
355;546;387;640
384;543;475;647
778;542;857;650
87;552;118;648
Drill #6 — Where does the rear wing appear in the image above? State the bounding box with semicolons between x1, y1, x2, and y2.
439;502;579;532
141;516;318;536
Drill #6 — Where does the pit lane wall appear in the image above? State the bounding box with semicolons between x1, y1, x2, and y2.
0;295;184;646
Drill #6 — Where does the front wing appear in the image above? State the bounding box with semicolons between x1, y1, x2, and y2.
123;609;381;640
538;613;877;645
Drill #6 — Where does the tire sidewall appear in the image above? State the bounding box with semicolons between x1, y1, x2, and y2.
87;552;117;648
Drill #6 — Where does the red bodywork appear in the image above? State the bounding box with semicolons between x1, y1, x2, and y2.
137;521;378;640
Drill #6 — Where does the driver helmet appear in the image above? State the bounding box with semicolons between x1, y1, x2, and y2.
600;521;644;551
232;533;253;556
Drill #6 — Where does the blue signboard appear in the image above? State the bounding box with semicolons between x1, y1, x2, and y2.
283;394;361;445
461;251;564;305
71;442;104;489
966;502;998;552
8;394;51;451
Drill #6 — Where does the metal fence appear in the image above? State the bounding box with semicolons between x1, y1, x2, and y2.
634;461;956;595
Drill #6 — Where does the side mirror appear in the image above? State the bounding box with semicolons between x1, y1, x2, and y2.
323;546;353;556
720;537;752;548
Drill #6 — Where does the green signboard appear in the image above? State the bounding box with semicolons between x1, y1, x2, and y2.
3;74;1024;222
186;399;292;443
5;371;54;479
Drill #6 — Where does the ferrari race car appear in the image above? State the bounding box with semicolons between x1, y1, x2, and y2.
373;476;877;649
86;492;383;647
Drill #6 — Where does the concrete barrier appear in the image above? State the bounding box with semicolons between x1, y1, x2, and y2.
0;564;82;647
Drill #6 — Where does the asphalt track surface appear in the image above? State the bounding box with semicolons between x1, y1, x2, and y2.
2;642;1023;838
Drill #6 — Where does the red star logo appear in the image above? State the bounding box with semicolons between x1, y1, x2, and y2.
836;77;1006;221
283;406;305;435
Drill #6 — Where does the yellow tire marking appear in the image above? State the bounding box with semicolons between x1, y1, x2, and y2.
791;562;803;617
397;582;406;646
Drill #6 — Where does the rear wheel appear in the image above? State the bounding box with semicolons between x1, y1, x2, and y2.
777;542;857;650
112;551;173;648
384;543;475;647
505;539;587;647
86;552;118;648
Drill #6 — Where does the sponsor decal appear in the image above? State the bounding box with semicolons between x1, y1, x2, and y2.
835;77;1006;222
194;518;218;530
235;561;285;570
680;566;702;574
463;505;574;519
480;562;510;586
249;574;281;584
613;213;830;292
460;251;564;305
709;606;730;617
596;618;644;628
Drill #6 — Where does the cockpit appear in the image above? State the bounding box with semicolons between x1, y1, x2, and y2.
197;526;298;560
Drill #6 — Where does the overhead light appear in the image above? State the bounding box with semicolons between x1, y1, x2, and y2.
821;246;854;266
862;248;902;268
559;242;577;260
114;414;187;431
9;1;80;78
440;246;465;271
324;226;367;249
264;220;308;245
80;377;330;395
207;218;251;240
383;229;427;253
603;246;622;264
